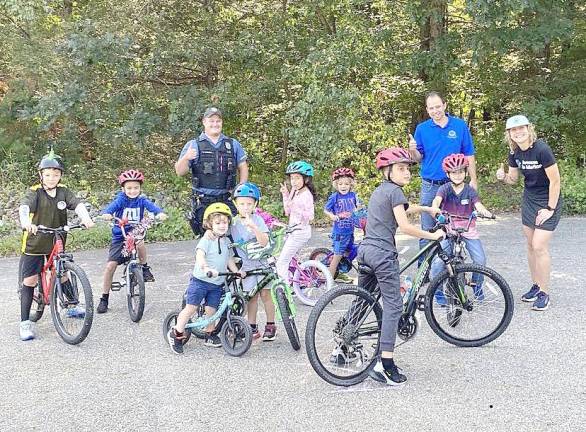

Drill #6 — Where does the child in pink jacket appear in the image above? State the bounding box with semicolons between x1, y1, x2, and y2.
276;161;316;282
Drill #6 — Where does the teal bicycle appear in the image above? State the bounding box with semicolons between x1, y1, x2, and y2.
162;272;252;357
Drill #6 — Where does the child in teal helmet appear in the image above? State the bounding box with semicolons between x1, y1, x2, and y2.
276;161;316;283
230;182;277;341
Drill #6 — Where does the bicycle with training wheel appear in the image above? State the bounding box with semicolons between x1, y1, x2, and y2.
305;211;514;386
309;208;368;279
254;210;334;306
105;216;157;322
17;224;94;345
163;271;252;356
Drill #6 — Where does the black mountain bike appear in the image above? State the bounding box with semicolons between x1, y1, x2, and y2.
305;212;514;386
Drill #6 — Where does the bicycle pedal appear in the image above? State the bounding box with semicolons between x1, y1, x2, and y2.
417;295;426;311
111;282;122;291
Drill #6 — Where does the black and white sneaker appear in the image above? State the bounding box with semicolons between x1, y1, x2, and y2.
97;297;108;314
167;328;185;354
204;334;222;348
369;361;407;386
329;345;359;365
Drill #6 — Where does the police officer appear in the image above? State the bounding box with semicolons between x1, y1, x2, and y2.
175;107;249;236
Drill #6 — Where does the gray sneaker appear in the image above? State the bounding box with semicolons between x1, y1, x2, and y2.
19;320;35;341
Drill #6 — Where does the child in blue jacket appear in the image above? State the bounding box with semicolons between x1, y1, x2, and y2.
97;170;167;314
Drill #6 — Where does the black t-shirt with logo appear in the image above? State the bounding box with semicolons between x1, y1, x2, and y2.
508;139;556;198
21;185;81;255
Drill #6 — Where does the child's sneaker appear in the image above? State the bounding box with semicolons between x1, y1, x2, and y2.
532;291;550;311
329;345;358;365
97;297;108;314
142;265;155;282
262;324;277;341
66;306;86;319
335;273;353;283
521;284;540;302
167;328;185;354
204;334;222;348
369;360;407;386
252;327;262;341
19;320;35;341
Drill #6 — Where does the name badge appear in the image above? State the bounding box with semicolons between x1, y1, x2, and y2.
57;201;67;210
461;199;469;205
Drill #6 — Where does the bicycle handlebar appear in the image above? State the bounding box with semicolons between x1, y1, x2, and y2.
36;224;86;233
206;270;244;278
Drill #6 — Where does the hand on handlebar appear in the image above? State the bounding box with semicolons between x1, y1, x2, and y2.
205;268;219;278
81;218;95;229
22;222;38;235
430;230;446;241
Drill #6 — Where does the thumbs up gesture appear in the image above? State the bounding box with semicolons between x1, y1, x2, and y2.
408;133;417;151
496;163;506;181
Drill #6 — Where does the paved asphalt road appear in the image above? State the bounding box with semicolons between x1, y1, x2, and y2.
0;214;584;431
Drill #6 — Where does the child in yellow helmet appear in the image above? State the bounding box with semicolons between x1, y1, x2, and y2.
166;203;244;354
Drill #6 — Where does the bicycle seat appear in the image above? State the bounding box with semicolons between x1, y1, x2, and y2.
357;264;373;275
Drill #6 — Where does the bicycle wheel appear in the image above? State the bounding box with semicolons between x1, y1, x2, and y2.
309;248;332;266
50;261;94;345
292;260;334;306
127;265;146;322
17;259;45;322
425;263;514;347
275;286;301;350
305;284;382;387
219;315;252;357
162;311;192;345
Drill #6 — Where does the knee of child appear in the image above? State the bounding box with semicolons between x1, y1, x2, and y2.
22;275;38;287
105;261;118;271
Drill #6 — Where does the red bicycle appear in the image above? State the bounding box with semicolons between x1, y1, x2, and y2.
18;224;94;345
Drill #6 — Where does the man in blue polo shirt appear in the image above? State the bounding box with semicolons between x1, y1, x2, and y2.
175;107;249;236
408;91;477;254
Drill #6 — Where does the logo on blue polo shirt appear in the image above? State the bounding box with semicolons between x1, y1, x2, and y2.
448;130;457;139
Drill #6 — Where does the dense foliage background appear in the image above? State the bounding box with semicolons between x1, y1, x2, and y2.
1;0;584;254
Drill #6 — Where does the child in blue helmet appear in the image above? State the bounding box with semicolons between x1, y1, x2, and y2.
276;161;316;283
230;182;277;341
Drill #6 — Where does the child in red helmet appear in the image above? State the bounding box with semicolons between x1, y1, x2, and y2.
323;167;362;282
430;153;493;303
97;170;167;314
358;147;444;385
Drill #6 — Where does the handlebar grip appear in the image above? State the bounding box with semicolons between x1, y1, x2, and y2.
206;271;214;278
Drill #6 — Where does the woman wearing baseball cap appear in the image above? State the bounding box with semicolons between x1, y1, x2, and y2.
496;115;562;311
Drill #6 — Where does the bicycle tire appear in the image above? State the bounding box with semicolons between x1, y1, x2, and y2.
127;265;146;322
305;284;382;387
50;261;94;345
292;259;334;306
275;286;301;350
219;315;252;357
425;263;514;347
309;247;332;266
162;310;192;345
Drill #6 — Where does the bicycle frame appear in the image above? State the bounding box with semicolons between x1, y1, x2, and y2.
38;229;75;305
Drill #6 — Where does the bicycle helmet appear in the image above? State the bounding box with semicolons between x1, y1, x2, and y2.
233;182;261;202
286;160;314;177
38;150;64;172
203;202;233;221
375;147;414;169
442;153;469;173
332;167;355;181
118;169;145;185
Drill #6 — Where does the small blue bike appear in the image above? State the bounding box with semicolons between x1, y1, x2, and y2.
162;272;252;357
